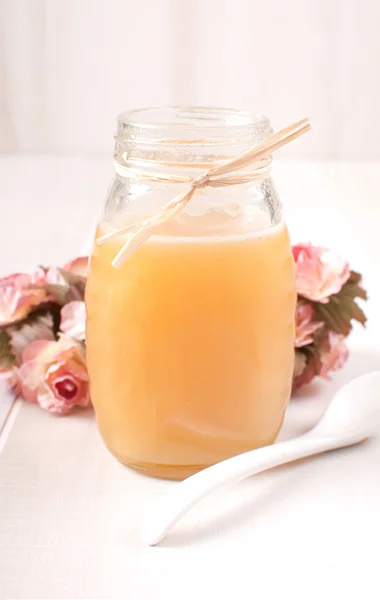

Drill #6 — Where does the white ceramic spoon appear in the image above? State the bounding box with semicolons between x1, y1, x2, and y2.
141;371;380;546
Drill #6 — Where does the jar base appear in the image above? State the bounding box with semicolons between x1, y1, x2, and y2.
101;436;210;479
100;415;285;480
117;456;208;480
104;429;283;480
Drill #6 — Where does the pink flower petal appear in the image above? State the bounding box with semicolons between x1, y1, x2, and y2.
19;362;39;403
293;357;318;389
63;257;89;278
0;273;33;289
320;332;349;379
44;266;66;285
60;301;86;341
36;384;74;415
75;390;91;409
292;244;350;303
0;367;20;397
0;269;52;326
30;267;47;286
295;303;324;348
18;334;90;414
21;339;53;363
51;374;78;402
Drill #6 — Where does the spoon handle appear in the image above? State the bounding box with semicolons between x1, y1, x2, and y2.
141;433;344;546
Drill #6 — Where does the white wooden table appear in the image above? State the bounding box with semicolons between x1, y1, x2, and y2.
0;157;379;600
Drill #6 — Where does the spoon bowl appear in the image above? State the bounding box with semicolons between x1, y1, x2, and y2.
311;371;380;440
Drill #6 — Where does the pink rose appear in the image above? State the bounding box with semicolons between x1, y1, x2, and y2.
292;244;350;303
0;269;51;326
63;257;89;278
295;303;323;348
60;301;86;341
320;331;349;379
19;337;91;415
0;366;20;397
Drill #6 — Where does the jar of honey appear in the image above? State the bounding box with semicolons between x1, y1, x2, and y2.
86;107;297;479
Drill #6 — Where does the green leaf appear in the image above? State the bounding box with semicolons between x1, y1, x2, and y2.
303;342;323;375
341;271;368;301
0;328;16;369
340;281;367;300
348;270;362;285
310;270;367;335
312;301;352;336
339;296;367;327
294;349;307;377
293;340;324;387
30;304;61;337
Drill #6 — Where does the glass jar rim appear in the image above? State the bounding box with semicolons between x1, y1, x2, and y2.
116;106;272;145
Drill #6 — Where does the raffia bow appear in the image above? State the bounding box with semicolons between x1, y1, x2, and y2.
97;117;311;268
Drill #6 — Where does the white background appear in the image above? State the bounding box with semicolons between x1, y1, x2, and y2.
1;0;380;158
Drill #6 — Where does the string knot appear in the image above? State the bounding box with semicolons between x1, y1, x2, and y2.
191;173;209;188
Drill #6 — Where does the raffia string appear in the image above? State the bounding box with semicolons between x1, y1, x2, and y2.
97;117;311;268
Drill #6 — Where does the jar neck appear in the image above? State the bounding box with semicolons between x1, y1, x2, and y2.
114;107;273;178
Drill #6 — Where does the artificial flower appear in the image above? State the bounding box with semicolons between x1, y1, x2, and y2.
0;366;20;397
320;331;349;379
63;256;89;278
293;351;319;389
8;313;55;363
295;303;323;348
44;257;88;305
292;244;350;303
0;269;51;326
19;337;90;415
44;266;66;286
60;301;86;341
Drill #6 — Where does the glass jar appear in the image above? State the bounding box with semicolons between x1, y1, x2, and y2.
86;107;296;479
